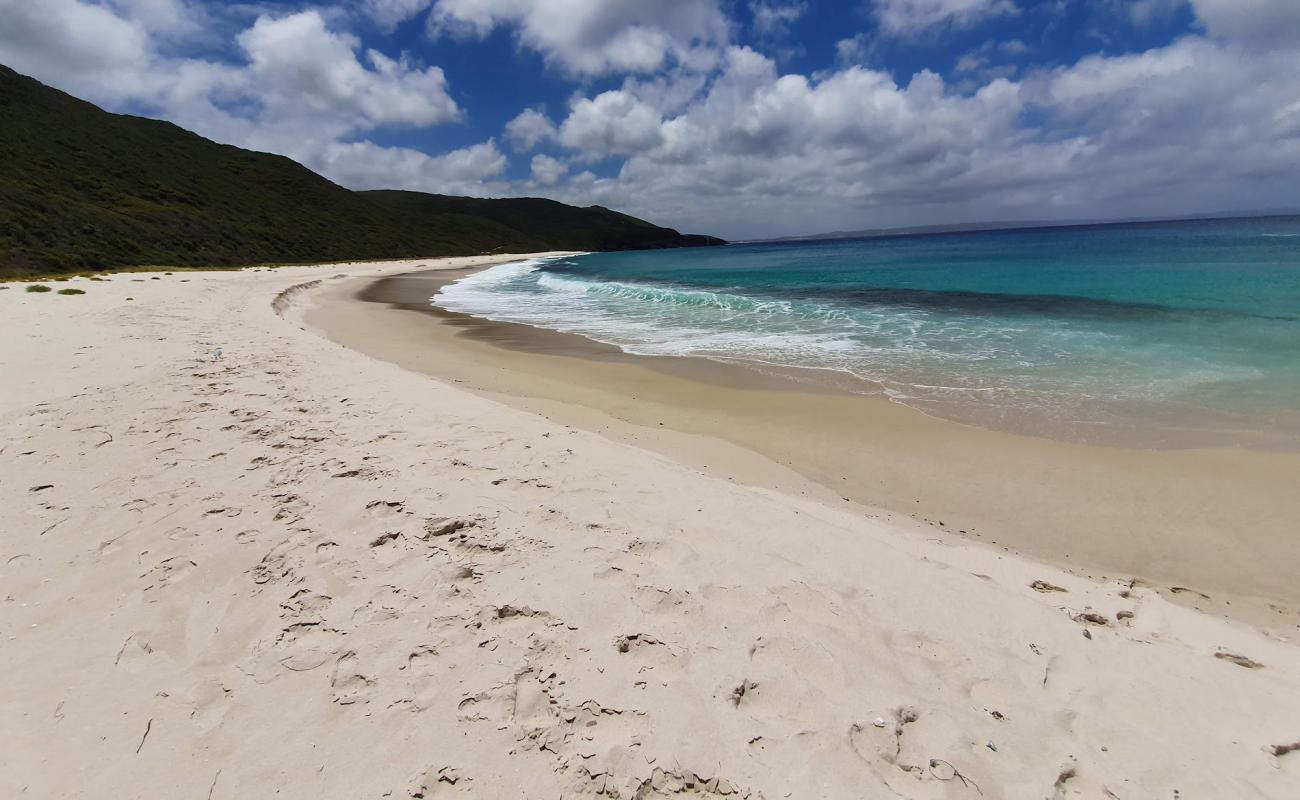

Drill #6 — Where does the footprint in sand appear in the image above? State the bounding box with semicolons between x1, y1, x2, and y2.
632;585;702;618
141;556;196;590
280;588;332;620
330;651;374;705
613;633;678;675
251;539;298;585
632;769;747;798
277;623;344;673
315;541;339;564
457;687;513;723
165;525;198;541
352;585;410;624
368;531;410;566
365;499;406;518
402;646;442;711
406;765;472;798
203;505;242;518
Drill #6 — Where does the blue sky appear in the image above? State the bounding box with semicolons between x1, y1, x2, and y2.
2;1;1298;239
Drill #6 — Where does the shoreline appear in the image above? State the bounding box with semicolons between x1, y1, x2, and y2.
307;265;1300;628
5;255;1300;798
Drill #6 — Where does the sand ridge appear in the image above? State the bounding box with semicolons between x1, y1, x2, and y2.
3;258;1299;798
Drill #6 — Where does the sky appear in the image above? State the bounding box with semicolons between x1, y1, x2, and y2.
2;0;1299;240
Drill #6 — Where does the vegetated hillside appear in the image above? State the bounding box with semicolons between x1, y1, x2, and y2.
360;191;723;254
0;65;723;278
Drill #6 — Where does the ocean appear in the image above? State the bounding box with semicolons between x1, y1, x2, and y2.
433;216;1300;448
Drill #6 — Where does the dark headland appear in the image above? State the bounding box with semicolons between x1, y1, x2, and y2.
0;64;724;278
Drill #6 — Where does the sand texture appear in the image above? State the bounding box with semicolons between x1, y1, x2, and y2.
3;258;1299;799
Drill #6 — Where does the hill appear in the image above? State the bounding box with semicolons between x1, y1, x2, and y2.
0;65;723;278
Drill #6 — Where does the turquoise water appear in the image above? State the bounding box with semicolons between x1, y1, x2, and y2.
434;217;1300;447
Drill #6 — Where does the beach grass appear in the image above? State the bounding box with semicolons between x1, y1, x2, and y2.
57;287;86;295
25;284;51;293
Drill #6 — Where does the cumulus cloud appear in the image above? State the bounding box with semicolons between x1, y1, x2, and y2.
558;90;666;158
505;108;558;151
312;139;508;194
108;0;207;39
428;0;730;75
0;3;504;197
835;33;874;66
530;154;569;185
533;23;1300;237
873;0;1020;35
0;0;150;94
237;11;461;128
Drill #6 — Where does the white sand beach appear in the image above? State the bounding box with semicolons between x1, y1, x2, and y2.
3;257;1299;799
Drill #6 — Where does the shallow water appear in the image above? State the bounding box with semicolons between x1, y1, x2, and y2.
434;216;1300;448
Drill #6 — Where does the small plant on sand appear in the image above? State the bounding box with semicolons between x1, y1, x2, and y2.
57;287;86;295
26;284;52;293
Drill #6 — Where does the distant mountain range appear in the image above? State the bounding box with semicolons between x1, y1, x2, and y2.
0;65;723;278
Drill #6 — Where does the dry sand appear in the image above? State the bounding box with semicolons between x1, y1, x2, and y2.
3;256;1300;799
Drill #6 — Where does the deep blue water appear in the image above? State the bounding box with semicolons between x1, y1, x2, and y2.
434;216;1300;446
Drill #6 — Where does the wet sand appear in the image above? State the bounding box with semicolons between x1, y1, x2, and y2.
306;267;1300;629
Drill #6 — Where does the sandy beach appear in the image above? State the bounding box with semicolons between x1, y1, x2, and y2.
4;257;1300;799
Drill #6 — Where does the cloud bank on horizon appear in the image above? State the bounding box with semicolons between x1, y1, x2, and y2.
2;0;1298;239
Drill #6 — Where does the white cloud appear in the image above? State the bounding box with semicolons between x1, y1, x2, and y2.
953;38;1027;79
362;0;435;30
749;1;807;36
530;153;569;185
558;90;666;157
505;108;557;150
873;0;1020;35
532;29;1300;238
0;0;149;94
1124;0;1184;27
312;139;508;194
237;11;461;128
1190;0;1300;46
835;33;873;65
0;3;503;199
108;0;206;38
428;0;730;76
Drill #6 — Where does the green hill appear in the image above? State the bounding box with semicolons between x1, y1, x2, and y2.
0;65;723;278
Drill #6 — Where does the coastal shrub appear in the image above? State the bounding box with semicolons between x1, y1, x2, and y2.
26;284;51;292
57;287;85;295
